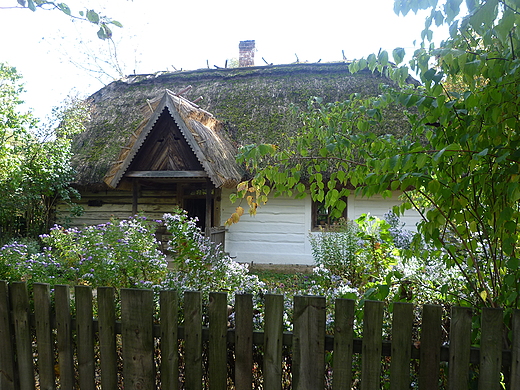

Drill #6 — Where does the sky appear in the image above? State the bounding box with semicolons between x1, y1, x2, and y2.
0;0;445;122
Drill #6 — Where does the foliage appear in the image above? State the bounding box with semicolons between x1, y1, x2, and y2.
384;210;414;249
229;0;520;309
309;218;360;280
0;215;167;289
162;208;264;297
309;214;399;291
1;0;122;39
0;64;89;244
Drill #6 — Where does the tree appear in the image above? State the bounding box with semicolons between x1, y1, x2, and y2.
229;0;520;309
0;63;89;243
0;0;122;39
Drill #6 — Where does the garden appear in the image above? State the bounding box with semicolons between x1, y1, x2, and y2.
0;206;459;313
0;206;476;389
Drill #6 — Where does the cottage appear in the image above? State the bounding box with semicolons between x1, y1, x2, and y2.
63;49;421;266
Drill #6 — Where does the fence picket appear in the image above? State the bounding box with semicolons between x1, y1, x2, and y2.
160;289;179;390
0;280;15;390
293;295;326;390
33;283;56;390
97;287;118;390
390;302;414;390
418;304;442;390
479;307;503;390
55;285;74;390
448;306;472;390
511;310;520;390
361;300;384;390
121;288;155;390
333;298;355;390
235;293;253;390
209;292;228;390
264;294;284;390
75;285;95;390
184;291;203;390
10;281;35;390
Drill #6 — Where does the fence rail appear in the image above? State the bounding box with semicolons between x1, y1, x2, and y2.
1;280;520;389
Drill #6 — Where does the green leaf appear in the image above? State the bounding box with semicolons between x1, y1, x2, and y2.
474;148;488;158
367;53;377;71
469;0;498;30
86;9;100;24
506;257;519;270
428;180;441;193
98;24;112;39
58;3;71;15
444;0;462;23
416;153;428;169
27;0;36;11
423;68;436;81
433;147;447;161
111;20;123;28
258;143;276;156
378;50;389;66
392;47;405;65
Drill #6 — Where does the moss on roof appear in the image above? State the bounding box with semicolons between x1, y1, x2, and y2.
72;62;412;187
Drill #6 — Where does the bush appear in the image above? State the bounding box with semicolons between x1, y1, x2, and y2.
162;207;264;297
309;214;399;290
309;218;360;281
0;215;168;289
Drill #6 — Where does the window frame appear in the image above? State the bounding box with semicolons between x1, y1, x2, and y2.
311;198;348;231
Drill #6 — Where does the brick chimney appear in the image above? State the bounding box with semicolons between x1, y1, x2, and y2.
239;40;255;67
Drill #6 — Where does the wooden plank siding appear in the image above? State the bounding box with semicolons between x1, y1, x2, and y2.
56;187;422;266
220;189;422;265
56;189;179;227
2;281;519;390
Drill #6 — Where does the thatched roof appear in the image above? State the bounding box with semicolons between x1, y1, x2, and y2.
103;90;243;189
72;62;413;188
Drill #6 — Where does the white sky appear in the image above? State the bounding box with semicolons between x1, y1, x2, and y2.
0;0;445;121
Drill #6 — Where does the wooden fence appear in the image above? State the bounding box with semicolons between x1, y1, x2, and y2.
1;280;520;390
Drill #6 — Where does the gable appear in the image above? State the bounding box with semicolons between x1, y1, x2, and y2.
103;90;243;190
127;108;204;172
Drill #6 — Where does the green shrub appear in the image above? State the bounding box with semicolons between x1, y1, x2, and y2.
162;207;263;297
309;218;360;281
0;215;168;289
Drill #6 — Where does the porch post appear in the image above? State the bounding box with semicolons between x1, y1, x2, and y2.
132;179;139;215
205;179;212;236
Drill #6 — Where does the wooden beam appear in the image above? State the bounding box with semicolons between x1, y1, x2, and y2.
132;179;139;215
205;179;212;236
126;171;208;178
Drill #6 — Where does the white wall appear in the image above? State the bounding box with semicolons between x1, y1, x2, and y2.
220;190;421;266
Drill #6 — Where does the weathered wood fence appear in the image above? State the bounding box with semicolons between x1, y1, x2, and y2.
1;280;520;390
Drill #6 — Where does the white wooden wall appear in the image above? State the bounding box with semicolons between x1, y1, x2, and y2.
220;189;422;266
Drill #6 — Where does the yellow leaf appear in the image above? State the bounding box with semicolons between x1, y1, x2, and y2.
237;181;249;192
236;206;244;216
246;195;253;205
480;290;488;302
231;212;240;223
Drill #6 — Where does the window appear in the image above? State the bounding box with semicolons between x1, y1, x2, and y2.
312;199;348;230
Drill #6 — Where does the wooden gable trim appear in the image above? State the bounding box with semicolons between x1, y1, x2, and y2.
163;97;218;185
126;170;208;178
105;93;169;189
